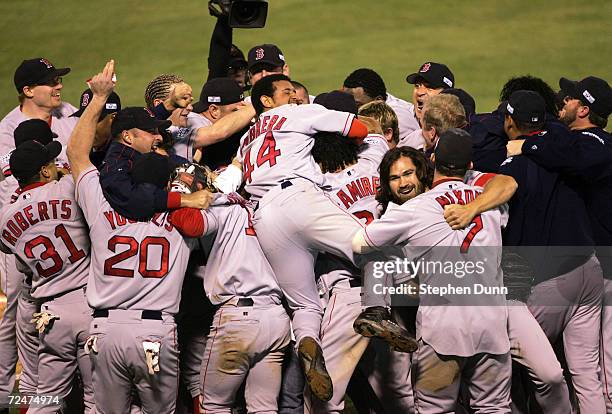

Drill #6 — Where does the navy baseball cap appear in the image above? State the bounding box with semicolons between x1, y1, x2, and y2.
13;119;58;148
10;140;62;184
14;58;70;92
559;76;612;118
71;89;122;120
434;128;473;170
406;62;454;89
442;88;476;119
500;90;546;124
313;91;358;115
229;44;248;69
111;107;171;137
192;78;244;113
248;44;285;70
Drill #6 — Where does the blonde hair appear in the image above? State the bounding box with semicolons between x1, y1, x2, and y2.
422;94;466;134
144;74;184;109
358;100;399;144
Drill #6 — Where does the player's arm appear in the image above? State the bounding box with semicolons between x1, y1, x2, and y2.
507;131;609;180
169;207;219;238
352;202;417;254
192;104;255;148
444;174;518;230
67;59;115;180
212;156;243;193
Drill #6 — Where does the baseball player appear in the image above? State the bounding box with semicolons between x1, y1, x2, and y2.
399;62;456;149
0;58;76;177
68;60;196;414
505;77;612;411
358;100;400;148
177;77;246;162
341;68;420;146
448;90;606;413
169;190;291;413
0;137;94;413
222;74;369;401
353;128;511;412
247;44;290;87
0;119;74;410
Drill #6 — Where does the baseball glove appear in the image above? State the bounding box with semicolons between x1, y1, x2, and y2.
169;163;217;194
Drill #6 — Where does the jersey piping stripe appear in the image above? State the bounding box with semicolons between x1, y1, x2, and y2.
320;293;338;341
341;113;354;137
75;167;98;202
201;308;223;396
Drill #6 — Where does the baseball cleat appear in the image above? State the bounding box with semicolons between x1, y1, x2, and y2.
298;336;333;402
353;306;418;353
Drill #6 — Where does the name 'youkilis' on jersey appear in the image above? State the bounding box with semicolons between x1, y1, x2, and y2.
240;114;287;155
2;199;74;245
103;210;175;232
336;175;380;209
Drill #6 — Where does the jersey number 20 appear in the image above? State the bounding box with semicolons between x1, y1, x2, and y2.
104;236;170;278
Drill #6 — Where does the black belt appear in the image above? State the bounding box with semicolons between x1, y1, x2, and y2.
237;298;254;307
349;278;361;288
281;181;293;189
93;309;163;320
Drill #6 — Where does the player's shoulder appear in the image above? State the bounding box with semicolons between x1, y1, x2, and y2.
385;92;414;110
52;102;79;119
576;128;610;145
0;106;24;129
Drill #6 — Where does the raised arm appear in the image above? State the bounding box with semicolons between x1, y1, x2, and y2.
444;174;518;230
67;59;115;180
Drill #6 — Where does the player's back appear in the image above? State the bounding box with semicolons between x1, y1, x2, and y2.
0;175;90;299
199;194;283;305
239;104;356;200
76;166;193;314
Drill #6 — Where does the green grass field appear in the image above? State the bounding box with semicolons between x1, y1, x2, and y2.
1;0;611;117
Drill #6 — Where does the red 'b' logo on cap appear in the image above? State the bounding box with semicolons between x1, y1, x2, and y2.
420;63;431;73
39;58;53;69
255;48;265;60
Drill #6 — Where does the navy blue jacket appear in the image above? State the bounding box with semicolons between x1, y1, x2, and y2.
99;142;179;220
499;129;595;284
521;126;612;278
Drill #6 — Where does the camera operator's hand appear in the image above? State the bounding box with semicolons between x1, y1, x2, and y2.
208;0;229;17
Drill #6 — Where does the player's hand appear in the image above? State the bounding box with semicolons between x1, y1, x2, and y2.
180;189;214;210
169;106;191;127
444;204;478;230
506;139;525;157
89;59;115;99
164;82;194;110
358;115;383;135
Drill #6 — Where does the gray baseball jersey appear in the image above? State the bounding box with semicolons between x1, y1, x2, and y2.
0;175;90;299
397;128;425;150
0;103;77;175
170;112;213;161
385;93;420;144
361;179;509;357
239;103;356;201
317;134;388;289
75;166;194;314
195;194;283;305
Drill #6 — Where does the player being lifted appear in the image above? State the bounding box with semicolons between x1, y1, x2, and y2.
219;74;369;401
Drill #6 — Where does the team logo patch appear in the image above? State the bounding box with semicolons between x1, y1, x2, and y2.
506;103;514;114
81;93;90;107
531;117;539;122
278;53;285;62
207;96;221;103
443;76;453;87
39;58;53;69
105;103;118;110
582;90;595;103
255;48;265;60
420;62;431;72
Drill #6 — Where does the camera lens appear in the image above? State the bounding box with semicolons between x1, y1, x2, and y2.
234;3;260;24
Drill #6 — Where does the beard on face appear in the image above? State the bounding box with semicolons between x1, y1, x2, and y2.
559;104;578;126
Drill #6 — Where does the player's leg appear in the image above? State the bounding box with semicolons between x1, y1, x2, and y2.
278;341;305;414
132;318;180;414
15;288;39;398
528;258;605;413
561;259;605;413
200;306;257;413
506;301;571;413
464;352;512;413
0;252;20;407
412;339;462;413
89;316;135;414
244;305;291;413
307;285;370;414
27;293;91;414
602;278;612;412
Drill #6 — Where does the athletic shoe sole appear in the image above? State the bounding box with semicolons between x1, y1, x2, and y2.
298;337;333;401
354;318;418;353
